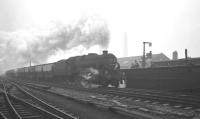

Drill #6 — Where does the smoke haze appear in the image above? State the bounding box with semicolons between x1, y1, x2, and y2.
0;16;110;74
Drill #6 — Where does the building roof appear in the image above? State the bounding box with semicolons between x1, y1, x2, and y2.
118;53;170;69
152;57;200;67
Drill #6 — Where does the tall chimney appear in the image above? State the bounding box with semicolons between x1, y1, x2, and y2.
124;32;128;57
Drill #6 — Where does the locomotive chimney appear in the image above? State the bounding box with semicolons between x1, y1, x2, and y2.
103;50;108;55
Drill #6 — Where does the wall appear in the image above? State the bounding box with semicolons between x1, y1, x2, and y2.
120;66;200;91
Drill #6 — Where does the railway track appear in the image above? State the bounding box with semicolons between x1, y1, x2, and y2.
18;79;200;108
12;81;159;119
9;80;200;119
0;80;78;119
97;89;200;108
16;80;200;109
75;87;200;109
0;92;64;119
118;87;200;100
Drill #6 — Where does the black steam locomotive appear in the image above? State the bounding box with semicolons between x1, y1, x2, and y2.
6;51;121;88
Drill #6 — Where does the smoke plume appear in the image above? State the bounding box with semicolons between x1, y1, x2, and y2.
0;16;110;74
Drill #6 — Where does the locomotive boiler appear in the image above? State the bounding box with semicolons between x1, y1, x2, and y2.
6;51;121;88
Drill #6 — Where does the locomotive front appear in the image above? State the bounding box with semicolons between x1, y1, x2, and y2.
76;50;121;88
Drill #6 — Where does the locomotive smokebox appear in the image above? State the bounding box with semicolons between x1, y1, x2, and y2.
103;50;108;55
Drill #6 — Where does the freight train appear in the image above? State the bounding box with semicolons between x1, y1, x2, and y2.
6;51;121;88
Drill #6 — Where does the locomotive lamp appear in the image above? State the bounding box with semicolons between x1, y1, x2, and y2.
142;42;152;68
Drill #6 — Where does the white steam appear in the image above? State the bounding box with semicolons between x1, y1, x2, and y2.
80;67;100;88
0;16;110;74
80;67;99;80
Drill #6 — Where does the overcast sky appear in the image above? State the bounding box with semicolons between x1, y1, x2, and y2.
0;0;200;67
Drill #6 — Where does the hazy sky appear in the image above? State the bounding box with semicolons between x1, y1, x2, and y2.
0;0;200;62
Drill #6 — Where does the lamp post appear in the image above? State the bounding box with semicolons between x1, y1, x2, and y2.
142;42;152;68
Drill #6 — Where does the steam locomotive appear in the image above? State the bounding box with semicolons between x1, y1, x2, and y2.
6;51;121;88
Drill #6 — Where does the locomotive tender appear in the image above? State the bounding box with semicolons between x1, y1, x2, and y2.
6;51;121;88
